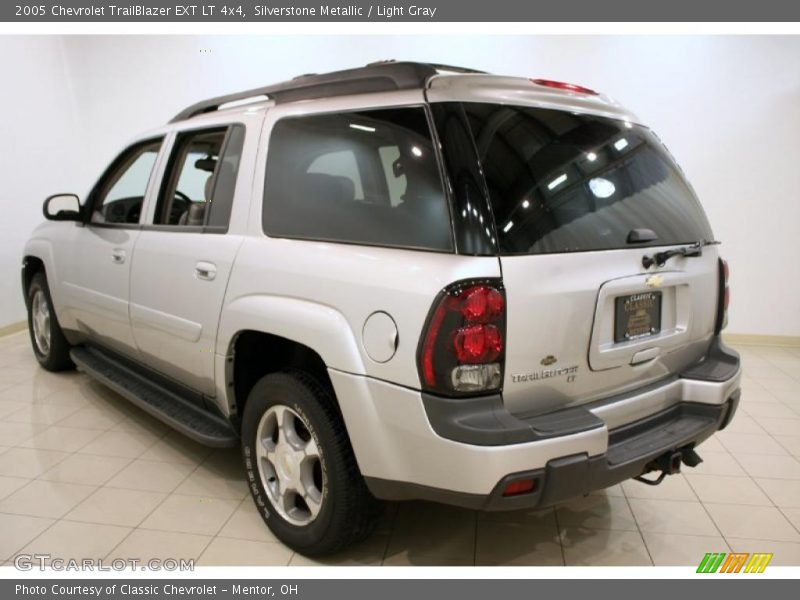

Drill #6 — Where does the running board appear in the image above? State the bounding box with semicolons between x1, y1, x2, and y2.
70;346;238;447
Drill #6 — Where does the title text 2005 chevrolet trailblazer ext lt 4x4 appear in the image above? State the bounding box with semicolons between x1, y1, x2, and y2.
23;62;740;555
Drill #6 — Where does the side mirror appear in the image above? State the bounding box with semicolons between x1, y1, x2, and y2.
43;194;81;221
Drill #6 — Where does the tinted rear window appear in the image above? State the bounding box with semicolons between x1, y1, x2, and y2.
263;107;452;251
462;103;713;255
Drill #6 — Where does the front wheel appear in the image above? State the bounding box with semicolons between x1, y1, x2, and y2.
27;272;74;372
241;371;381;555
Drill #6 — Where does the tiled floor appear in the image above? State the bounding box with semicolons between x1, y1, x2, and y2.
0;331;799;567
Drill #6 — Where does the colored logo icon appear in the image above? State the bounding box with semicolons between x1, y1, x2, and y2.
697;552;773;573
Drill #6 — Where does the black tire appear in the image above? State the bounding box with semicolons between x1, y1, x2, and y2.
26;271;74;372
241;370;381;555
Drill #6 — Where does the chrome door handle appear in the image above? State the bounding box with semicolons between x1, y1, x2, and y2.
111;249;126;264
195;261;217;281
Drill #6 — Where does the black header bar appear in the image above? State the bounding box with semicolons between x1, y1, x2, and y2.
3;0;800;22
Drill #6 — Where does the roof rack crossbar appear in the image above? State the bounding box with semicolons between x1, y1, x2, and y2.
169;61;486;123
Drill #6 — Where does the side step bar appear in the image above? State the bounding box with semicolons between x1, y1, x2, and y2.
70;346;238;447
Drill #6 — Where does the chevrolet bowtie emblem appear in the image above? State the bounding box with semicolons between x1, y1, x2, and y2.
645;274;664;288
540;355;557;366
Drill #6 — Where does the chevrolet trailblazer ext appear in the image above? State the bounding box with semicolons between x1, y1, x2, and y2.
23;62;740;555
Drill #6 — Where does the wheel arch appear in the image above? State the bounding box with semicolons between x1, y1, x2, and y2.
22;238;59;307
21;255;46;306
227;330;337;427
218;295;366;429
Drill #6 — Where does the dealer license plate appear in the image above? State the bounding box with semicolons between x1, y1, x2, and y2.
614;291;662;343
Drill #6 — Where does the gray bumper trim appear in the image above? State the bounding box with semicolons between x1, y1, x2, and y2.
421;392;604;446
421;336;740;446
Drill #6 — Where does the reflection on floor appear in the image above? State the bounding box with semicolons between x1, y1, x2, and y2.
0;331;799;566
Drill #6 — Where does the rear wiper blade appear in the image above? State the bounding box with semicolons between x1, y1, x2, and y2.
642;240;720;269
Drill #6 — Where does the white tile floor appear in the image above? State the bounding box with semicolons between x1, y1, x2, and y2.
0;331;799;566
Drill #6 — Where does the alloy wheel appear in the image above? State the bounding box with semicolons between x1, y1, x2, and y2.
255;404;325;526
31;289;51;356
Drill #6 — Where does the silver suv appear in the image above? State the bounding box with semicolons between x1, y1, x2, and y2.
22;61;741;555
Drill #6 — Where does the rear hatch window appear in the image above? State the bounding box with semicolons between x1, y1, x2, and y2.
461;102;714;254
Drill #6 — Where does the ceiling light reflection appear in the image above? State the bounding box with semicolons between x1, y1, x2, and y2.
589;177;616;199
349;123;375;133
547;173;567;190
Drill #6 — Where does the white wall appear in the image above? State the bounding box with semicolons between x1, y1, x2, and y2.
2;35;799;335
0;36;85;328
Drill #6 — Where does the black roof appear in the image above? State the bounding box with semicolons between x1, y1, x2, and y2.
170;61;485;123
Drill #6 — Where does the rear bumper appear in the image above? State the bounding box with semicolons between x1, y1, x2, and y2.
330;337;741;510
366;394;738;510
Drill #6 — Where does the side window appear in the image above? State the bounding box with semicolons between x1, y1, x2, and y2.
154;124;245;230
308;151;365;200
90;139;162;224
263;107;452;251
379;146;406;207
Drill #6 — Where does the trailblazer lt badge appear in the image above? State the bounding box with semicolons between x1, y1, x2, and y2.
511;363;579;384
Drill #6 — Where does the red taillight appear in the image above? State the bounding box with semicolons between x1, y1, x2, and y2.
421;298;452;387
502;479;536;497
419;281;506;395
531;78;599;96
717;258;730;333
461;286;504;323
454;324;502;364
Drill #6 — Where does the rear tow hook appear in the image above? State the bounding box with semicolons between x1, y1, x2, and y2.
634;447;703;486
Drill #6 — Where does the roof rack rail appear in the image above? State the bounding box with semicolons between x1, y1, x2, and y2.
169;61;486;123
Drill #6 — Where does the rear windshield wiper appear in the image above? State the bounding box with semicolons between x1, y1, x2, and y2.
642;239;720;269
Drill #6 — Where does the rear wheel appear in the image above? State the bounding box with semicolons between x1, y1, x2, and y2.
241;370;381;555
27;272;74;372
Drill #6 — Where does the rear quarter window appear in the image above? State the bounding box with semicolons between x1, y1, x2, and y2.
262;107;453;252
